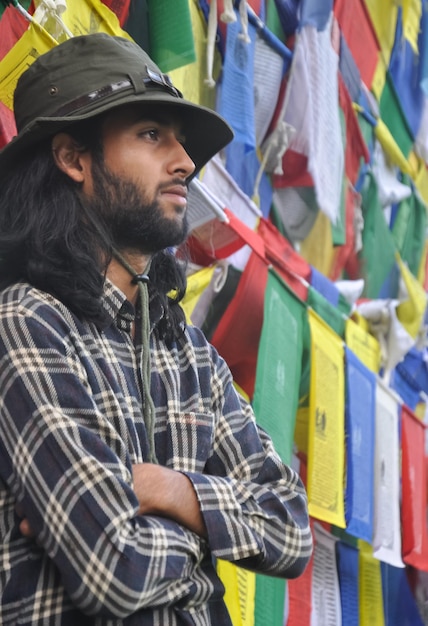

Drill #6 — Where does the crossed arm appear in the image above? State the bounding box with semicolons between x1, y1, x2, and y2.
2;301;312;618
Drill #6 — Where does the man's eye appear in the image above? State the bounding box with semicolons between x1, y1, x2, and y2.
140;128;159;140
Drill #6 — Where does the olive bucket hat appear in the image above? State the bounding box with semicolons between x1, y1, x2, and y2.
0;33;233;177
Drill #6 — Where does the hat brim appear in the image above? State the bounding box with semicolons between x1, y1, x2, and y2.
0;93;233;179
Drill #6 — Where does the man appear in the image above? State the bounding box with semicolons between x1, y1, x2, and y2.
0;33;312;625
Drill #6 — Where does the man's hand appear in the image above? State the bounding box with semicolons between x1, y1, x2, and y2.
16;465;208;541
132;464;207;538
16;503;36;539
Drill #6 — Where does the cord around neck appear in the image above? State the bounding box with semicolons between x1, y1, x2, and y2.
113;250;158;464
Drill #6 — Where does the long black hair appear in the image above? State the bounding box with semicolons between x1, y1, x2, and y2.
0;122;187;340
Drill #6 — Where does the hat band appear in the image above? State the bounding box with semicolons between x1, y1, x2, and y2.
51;67;183;118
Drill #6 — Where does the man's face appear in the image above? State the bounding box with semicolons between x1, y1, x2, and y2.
83;104;196;254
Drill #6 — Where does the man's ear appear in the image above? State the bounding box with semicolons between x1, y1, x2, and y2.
51;133;91;183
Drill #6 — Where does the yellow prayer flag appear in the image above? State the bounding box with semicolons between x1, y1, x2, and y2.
402;0;421;54
216;560;255;626
396;254;428;339
0;0;131;113
345;317;381;373
168;0;219;109
299;211;334;277
418;239;428;287
0;24;57;111
306;309;346;528
359;540;385;626
62;0;132;38
364;0;398;100
413;156;428;206
374;118;415;177
180;265;215;324
371;56;387;102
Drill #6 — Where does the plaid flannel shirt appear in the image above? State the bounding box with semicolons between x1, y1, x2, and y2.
0;280;312;625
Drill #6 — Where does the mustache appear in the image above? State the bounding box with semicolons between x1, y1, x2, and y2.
157;178;189;192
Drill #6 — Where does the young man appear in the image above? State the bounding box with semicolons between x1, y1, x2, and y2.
0;33;312;625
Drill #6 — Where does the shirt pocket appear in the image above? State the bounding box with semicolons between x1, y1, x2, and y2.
165;412;215;473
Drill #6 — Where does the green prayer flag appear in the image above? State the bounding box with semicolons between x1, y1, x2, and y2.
254;574;286;626
331;108;347;247
391;175;426;277
379;72;413;158
252;269;303;465
360;171;397;299
306;287;346;338
147;0;195;72
265;0;285;40
0;0;32;19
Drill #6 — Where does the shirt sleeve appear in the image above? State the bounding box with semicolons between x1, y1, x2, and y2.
183;328;313;578
0;301;206;618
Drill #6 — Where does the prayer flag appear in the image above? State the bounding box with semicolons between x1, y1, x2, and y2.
286;529;313;625
309;267;339;307
253;269;304;464
381;563;425;626
168;0;219;109
102;0;130;25
307;308;346;528
396;254;428;340
306;284;345;338
359;171;398;299
219;10;256;151
0;23;56;113
391;185;426;279
311;524;342;625
344;348;375;543
254;575;285;626
279;17;344;225
372;382;404;568
334;0;379;90
257;218;311;302
339;76;370;186
402;0;422;54
401;404;428;571
181;266;216;324
211;251;267;399
253;30;286;148
271;0;299;36
299;0;333;31
122;0;149;52
345;317;381;374
379;73;414;160
329;184;363;282
217;560;255;626
387;8;425;141
359;540;386;626
296;211;335;280
62;0;133;37
336;541;359;626
146;0;195;72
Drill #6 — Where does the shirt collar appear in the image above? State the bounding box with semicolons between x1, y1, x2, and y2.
100;277;165;332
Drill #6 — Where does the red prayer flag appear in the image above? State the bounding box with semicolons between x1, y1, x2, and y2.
0;5;33;148
258;218;310;301
211;250;268;398
287;519;314;625
401;404;428;571
334;0;379;90
338;75;370;185
101;0;131;26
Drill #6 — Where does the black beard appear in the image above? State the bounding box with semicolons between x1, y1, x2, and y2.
86;157;188;254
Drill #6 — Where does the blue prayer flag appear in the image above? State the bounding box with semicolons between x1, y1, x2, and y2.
344;348;376;542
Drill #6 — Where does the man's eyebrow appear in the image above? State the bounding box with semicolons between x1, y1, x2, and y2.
132;111;179;127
